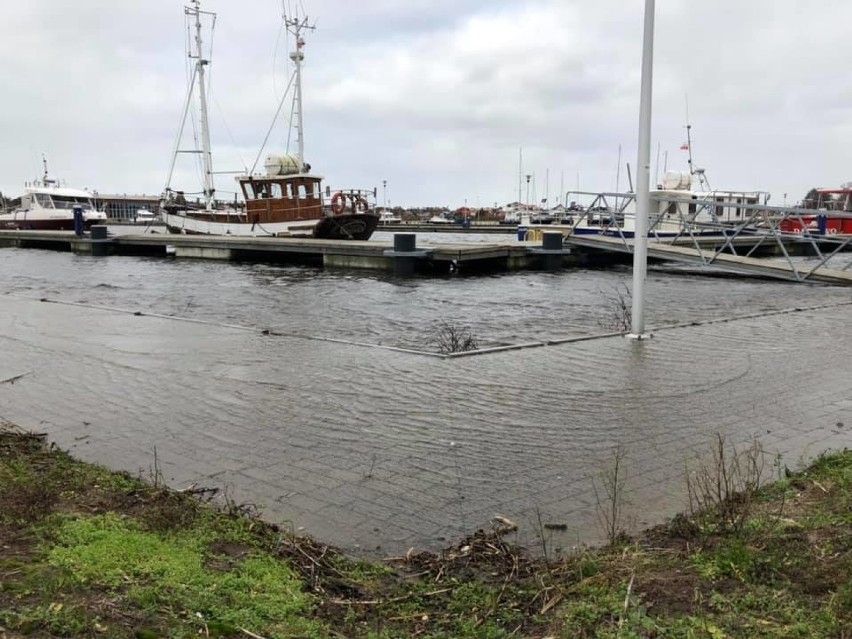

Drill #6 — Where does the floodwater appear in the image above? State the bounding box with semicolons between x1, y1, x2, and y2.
1;238;850;556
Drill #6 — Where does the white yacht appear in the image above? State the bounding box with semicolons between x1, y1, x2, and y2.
0;157;107;230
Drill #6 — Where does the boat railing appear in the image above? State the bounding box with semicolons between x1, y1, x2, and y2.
558;189;852;243
323;187;377;215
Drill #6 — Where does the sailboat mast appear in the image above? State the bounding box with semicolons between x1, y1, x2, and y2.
286;15;314;172
190;0;215;210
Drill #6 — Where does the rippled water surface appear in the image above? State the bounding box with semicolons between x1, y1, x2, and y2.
1;239;850;555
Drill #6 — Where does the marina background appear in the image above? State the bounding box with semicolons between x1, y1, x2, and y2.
2;0;852;209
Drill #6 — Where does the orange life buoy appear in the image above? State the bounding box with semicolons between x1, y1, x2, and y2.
354;196;369;213
829;227;838;235
331;191;345;215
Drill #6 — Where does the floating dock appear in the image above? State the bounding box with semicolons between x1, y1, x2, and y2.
2;228;851;284
0;229;563;274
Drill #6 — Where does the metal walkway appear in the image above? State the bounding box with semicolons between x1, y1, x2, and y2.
556;192;852;284
565;234;852;285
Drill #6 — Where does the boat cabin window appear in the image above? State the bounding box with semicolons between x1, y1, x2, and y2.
689;196;697;216
245;181;282;200
296;180;320;200
51;195;93;210
34;193;54;208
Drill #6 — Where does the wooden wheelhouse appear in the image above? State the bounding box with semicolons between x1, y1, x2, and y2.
237;174;324;225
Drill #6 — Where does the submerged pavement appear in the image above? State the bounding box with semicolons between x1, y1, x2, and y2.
0;294;849;556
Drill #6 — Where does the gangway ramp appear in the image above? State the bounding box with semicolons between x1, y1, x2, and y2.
564;233;852;285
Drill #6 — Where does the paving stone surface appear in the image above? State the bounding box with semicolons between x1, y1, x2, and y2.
1;295;850;556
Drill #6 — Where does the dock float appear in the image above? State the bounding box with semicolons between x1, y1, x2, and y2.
0;228;571;274
3;228;852;284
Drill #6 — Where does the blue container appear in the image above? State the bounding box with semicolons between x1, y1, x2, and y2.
517;225;528;241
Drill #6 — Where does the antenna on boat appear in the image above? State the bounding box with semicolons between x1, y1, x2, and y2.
684;95;711;192
41;154;55;186
684;124;712;191
685;123;694;176
284;10;315;172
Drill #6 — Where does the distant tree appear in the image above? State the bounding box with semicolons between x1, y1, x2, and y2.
801;188;820;209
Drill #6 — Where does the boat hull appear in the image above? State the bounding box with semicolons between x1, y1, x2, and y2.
0;213;107;231
162;210;378;240
313;213;379;240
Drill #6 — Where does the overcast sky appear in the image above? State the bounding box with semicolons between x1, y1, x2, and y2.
1;0;850;208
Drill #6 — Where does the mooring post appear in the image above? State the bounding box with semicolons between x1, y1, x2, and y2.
90;225;109;256
526;230;569;270
393;233;417;275
542;231;563;270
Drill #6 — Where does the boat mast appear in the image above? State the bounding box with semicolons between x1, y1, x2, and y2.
285;14;315;172
188;0;215;210
684;122;711;191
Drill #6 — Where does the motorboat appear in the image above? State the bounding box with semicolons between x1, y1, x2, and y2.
0;157;107;231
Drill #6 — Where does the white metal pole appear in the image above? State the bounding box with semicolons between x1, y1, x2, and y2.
630;0;655;339
518;147;522;204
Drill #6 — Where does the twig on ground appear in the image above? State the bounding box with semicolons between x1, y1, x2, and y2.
329;587;453;606
618;571;636;628
0;372;31;385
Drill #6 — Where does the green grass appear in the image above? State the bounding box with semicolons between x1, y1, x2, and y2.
37;513;322;637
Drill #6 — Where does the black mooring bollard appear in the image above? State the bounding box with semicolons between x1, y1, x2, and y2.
542;231;564;270
90;225;109;256
393;233;417;275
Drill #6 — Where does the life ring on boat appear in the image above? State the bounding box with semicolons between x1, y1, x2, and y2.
331;191;346;215
354;196;369;213
828;227;838;235
793;227;803;234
